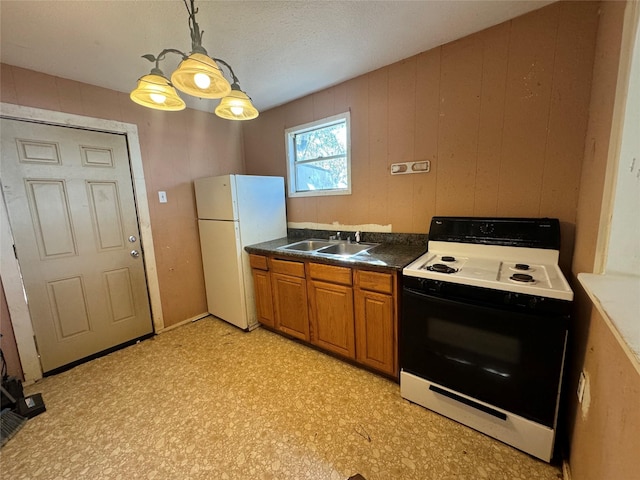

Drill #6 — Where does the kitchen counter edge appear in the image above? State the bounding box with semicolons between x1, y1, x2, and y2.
244;237;426;271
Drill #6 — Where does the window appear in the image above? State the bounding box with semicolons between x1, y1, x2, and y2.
285;112;351;197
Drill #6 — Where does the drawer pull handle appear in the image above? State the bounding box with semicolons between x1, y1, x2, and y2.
429;384;507;421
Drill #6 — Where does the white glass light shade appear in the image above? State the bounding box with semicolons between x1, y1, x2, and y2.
130;74;186;111
171;53;231;99
215;89;259;120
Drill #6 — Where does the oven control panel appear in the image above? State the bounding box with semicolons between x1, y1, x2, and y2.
429;217;560;249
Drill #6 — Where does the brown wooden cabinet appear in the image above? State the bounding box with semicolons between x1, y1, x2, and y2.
249;254;275;328
354;270;397;376
270;258;310;341
308;263;355;359
248;254;398;377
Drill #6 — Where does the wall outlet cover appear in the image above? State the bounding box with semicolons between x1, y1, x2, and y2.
577;371;586;402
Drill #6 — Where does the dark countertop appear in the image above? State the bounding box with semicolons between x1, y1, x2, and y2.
245;237;427;272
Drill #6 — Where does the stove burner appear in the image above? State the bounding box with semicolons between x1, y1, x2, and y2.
427;263;458;274
511;273;534;283
441;256;456;262
514;263;530;271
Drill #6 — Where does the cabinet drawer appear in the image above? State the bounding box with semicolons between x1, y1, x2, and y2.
308;263;352;286
356;270;394;294
270;258;306;278
249;254;269;270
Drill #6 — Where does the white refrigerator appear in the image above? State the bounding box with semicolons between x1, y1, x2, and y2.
194;174;287;330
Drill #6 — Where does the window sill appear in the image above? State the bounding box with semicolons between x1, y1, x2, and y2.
578;273;640;373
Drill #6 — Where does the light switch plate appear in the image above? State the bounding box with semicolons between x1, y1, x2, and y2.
158;191;167;203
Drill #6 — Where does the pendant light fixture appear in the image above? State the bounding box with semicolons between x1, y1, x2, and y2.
130;0;258;120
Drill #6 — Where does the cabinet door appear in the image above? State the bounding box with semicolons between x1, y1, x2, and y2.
355;289;395;375
252;269;274;327
272;273;310;341
309;280;355;359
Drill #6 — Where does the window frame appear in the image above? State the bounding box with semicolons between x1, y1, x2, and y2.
285;112;351;198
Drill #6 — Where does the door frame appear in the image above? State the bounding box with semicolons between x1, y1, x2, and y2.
0;102;164;382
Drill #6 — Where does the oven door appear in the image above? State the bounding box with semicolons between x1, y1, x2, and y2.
400;285;567;427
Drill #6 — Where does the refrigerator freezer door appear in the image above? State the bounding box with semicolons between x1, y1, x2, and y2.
235;175;287;247
194;175;238;221
198;219;248;329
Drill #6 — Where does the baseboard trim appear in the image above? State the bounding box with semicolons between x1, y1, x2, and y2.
157;313;210;333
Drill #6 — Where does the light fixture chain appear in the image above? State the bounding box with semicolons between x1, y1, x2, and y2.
184;0;206;54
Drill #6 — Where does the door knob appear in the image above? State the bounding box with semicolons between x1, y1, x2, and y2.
128;235;137;243
130;250;140;258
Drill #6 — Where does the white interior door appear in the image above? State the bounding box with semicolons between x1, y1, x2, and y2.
1;118;153;373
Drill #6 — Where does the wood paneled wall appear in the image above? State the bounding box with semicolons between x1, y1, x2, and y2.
0;64;245;329
243;1;600;269
568;300;640;480
566;1;640;479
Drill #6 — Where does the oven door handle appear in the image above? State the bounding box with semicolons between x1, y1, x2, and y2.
404;286;498;312
406;285;530;317
429;384;507;421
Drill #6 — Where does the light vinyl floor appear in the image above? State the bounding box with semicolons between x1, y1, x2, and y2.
1;317;563;479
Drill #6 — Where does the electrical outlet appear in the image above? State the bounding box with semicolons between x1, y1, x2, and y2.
577;371;586;403
158;191;167;203
390;160;430;175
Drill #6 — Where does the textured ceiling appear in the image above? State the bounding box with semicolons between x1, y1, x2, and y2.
0;0;554;114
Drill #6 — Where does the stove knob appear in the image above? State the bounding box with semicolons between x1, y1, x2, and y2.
480;223;495;235
424;279;442;293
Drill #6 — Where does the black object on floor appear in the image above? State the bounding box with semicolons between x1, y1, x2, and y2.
0;408;27;447
15;393;46;419
348;475;367;480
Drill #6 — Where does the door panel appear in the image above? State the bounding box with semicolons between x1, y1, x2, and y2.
355;289;395;375
1;118;153;373
26;180;77;258
87;181;125;250
252;268;275;328
47;276;91;338
309;280;355;358
104;268;136;323
16;138;61;164
272;273;309;341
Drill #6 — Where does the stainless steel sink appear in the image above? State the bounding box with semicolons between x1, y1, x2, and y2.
277;238;378;257
277;239;334;252
316;243;376;256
